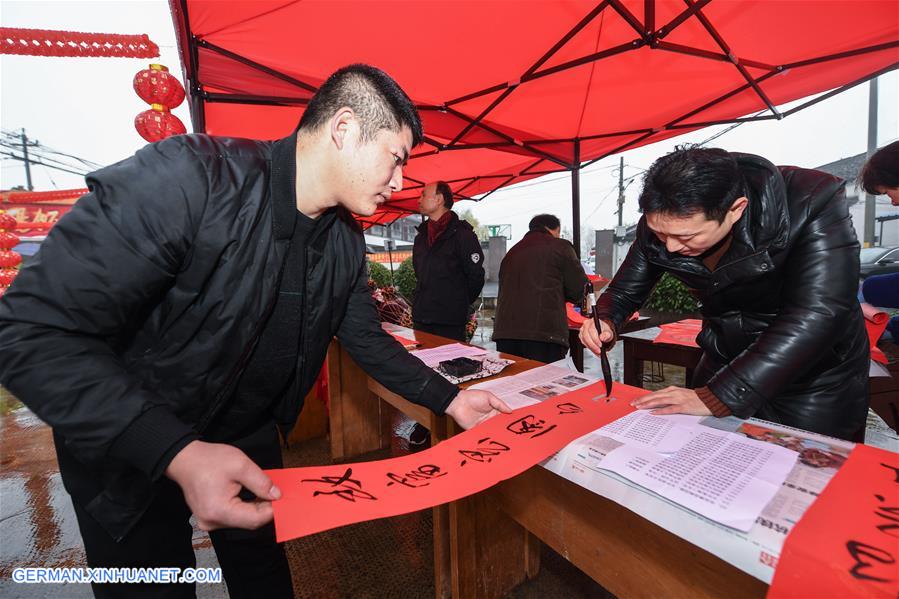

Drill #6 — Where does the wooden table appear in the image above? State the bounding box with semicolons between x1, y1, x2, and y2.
327;330;542;597
327;330;765;599
620;325;703;389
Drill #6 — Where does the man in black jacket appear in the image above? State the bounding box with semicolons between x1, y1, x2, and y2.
0;64;509;598
412;181;485;342
494;214;587;363
580;147;869;441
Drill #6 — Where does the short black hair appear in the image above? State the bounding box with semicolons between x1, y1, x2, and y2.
298;64;423;147
860;140;899;194
529;214;561;232
638;146;743;222
435;181;454;209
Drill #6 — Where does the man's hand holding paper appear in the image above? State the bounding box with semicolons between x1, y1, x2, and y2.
445;389;512;429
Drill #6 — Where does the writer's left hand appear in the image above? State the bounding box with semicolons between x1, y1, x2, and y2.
631;385;712;416
445;389;512;429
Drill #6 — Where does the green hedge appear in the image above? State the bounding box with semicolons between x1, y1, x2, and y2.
395;258;417;300
644;272;699;313
368;261;394;288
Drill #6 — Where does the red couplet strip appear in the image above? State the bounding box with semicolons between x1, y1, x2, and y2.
269;382;645;542
768;444;899;598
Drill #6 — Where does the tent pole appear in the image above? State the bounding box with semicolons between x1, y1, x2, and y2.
572;139;582;258
864;77;878;247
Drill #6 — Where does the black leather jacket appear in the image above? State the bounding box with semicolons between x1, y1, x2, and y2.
595;153;869;439
0;132;458;539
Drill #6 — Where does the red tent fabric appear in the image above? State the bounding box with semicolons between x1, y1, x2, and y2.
169;0;899;226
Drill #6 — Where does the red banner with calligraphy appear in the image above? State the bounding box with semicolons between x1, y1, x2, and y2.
1;202;74;233
269;382;644;542
768;444;899;598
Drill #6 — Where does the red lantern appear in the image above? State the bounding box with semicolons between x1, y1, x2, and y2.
0;251;21;268
0;231;20;250
134;105;187;143
0;213;17;231
0;270;17;287
133;64;185;109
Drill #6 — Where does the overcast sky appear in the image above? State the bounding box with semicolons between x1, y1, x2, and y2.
2;1;897;246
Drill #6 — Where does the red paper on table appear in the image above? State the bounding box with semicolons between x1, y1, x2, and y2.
566;304;640;329
654;319;703;348
861;303;890;365
389;332;420;349
768;444;899;598
268;382;645;542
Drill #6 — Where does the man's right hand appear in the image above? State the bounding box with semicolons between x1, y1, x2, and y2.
165;440;281;531
579;316;614;356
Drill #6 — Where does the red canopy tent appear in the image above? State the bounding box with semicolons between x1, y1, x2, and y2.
169;0;899;247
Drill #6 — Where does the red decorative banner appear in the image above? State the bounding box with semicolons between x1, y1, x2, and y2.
768;444;899;598
0;28;158;58
654;318;702;348
269;382;645;542
0;203;75;233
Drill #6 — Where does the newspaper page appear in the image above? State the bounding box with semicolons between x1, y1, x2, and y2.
542;415;855;582
598;422;798;531
467;363;598;409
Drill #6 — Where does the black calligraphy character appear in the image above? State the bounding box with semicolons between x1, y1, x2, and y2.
873;494;899;539
846;540;896;583
880;462;899;484
506;414;557;438
386;464;447;488
459;437;511;466
301;467;377;502
556;402;583;415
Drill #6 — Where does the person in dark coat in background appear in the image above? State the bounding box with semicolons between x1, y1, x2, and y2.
580;146;869;440
493;214;587;363
411;181;485;342
0;64;509;599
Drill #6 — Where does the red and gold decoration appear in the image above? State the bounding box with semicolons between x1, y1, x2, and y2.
0;213;21;297
133;64;187;143
0;27;159;58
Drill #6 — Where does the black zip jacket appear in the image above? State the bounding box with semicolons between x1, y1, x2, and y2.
595;153;869;439
0;132;459;539
411;212;485;325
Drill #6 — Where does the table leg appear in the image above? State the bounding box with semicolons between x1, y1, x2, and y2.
328;341;384;460
622;339;644;388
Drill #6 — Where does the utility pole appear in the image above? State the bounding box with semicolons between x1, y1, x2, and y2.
864;78;878;247
20;128;35;191
617;156;624;227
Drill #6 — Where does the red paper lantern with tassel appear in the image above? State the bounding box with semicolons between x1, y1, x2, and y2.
0;213;17;231
0;269;16;287
134;104;187;143
133;63;185;108
0;231;20;250
0;251;22;268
